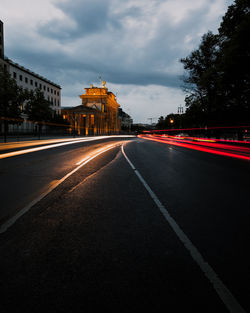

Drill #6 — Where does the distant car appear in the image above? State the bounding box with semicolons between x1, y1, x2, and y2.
176;133;189;137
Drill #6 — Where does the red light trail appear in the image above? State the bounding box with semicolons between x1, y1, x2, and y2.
153;134;250;145
143;125;250;133
139;134;250;161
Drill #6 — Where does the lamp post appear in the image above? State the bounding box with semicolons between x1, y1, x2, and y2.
72;112;76;138
116;104;118;134
169;118;174;135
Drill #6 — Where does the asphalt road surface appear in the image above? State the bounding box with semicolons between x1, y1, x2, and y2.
0;137;249;313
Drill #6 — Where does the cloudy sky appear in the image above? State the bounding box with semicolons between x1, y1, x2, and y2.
1;0;233;123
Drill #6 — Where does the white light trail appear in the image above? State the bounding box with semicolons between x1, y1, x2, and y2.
0;135;135;160
0;142;122;233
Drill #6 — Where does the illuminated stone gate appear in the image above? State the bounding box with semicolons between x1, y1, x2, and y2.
62;83;120;135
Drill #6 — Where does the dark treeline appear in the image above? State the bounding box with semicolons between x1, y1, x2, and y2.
157;0;249;130
0;67;68;140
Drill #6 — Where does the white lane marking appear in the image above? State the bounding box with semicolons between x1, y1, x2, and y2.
121;144;246;313
0;135;135;160
0;144;121;234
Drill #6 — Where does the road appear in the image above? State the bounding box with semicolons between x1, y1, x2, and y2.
0;136;249;313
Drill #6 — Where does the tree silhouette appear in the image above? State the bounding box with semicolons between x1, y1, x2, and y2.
0;66;28;142
180;0;250;127
25;89;52;137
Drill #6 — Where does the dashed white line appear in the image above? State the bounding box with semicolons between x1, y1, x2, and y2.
121;144;246;313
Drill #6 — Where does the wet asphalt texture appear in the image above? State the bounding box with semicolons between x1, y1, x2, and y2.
0;138;249;313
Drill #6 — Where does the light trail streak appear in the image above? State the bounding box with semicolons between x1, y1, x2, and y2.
151;135;250;154
0;142;123;234
143;125;250;133
0;137;97;151
0;135;135;160
76;143;122;165
139;135;250;161
156;134;250;145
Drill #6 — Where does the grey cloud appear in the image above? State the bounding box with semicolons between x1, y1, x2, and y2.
10;47;180;87
39;0;120;42
6;0;234;95
104;70;181;88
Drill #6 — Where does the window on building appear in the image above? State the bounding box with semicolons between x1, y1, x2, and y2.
35;82;38;87
13;72;16;79
30;79;33;85
57;91;59;96
43;85;46;91
51;88;53;93
39;83;42;89
47;87;49;92
19;75;23;81
25;77;28;83
54;90;56;95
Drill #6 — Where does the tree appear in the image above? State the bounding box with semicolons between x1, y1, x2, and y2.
156;113;182;130
180;0;250;127
157;116;165;129
180;31;221;126
0;66;27;142
25;89;52;137
218;0;250;125
49;113;70;134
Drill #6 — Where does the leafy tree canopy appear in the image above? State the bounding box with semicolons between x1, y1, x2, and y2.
0;66;24;120
25;89;52;122
180;0;250;127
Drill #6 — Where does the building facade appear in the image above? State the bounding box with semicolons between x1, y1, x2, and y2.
0;20;8;70
119;108;133;132
0;20;61;133
62;83;120;136
7;59;61;115
0;20;4;60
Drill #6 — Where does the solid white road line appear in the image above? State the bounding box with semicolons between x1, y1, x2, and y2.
121;144;246;313
0;135;135;160
0;143;121;234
